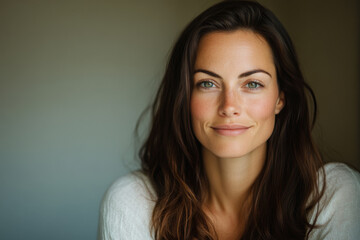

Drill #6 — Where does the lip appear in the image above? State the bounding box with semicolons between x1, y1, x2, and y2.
211;124;251;136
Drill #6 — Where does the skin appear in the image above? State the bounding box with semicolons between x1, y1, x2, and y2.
191;30;285;239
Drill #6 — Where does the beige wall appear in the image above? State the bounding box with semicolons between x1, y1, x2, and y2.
258;0;360;169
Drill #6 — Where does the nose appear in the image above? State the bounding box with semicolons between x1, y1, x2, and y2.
218;89;241;117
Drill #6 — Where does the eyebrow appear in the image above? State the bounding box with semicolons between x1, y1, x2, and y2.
194;68;272;78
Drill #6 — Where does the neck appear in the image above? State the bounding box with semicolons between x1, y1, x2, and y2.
203;144;266;215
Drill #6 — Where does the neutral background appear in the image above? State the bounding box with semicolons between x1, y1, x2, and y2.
0;0;358;239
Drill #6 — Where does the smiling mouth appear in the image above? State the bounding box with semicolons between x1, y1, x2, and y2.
211;125;251;136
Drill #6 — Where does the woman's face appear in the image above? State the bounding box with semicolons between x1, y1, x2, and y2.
191;30;284;159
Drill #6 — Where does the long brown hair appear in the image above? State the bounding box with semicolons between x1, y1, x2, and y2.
139;1;325;239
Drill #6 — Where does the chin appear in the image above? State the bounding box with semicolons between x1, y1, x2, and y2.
202;139;268;160
205;144;252;159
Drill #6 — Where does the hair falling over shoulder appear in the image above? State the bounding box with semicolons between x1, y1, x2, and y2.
139;1;326;239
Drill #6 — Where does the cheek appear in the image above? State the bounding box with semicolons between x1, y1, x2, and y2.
190;94;215;122
246;95;277;121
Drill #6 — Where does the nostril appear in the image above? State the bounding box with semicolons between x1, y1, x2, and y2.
219;93;240;117
219;105;240;117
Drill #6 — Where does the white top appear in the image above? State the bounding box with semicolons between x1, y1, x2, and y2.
98;163;360;240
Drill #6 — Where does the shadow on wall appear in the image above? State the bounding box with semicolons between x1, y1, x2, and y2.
258;0;360;168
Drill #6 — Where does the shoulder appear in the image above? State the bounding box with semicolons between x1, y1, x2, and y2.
323;162;360;187
98;171;156;240
321;162;360;209
102;171;156;215
309;162;360;240
103;171;156;208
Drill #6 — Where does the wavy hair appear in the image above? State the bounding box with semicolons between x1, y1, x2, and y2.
139;1;325;239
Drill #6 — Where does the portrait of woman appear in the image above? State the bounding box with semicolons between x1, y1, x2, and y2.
98;1;360;239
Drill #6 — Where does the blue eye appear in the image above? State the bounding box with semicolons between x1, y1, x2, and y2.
199;81;215;88
246;81;262;89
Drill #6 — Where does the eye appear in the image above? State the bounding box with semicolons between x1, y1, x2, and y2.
198;81;216;89
245;81;262;89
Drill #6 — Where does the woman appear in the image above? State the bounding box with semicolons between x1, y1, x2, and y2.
98;1;360;239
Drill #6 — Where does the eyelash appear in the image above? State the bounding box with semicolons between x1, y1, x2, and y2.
197;80;217;89
196;80;264;90
245;81;264;90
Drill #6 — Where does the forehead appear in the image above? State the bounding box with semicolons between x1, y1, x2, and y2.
195;30;275;74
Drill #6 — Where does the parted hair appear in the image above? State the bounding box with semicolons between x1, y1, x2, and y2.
139;1;325;239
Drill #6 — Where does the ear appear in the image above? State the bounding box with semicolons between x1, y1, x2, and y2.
275;91;285;114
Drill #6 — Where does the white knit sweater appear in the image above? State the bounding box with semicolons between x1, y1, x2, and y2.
98;163;360;240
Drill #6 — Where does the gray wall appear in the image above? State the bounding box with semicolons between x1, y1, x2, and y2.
0;0;358;239
0;1;219;239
